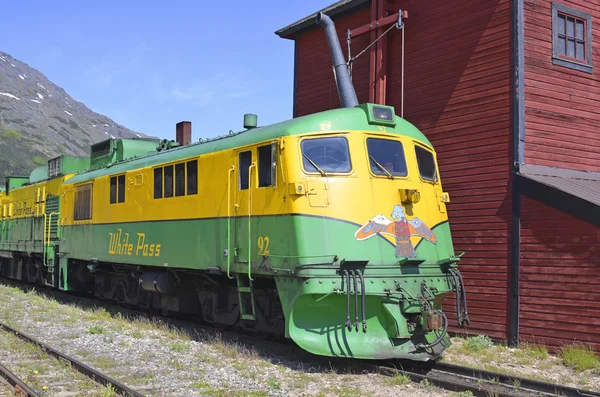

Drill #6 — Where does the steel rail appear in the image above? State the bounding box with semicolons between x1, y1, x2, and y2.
2;277;599;397
0;362;41;397
0;321;144;397
371;360;600;397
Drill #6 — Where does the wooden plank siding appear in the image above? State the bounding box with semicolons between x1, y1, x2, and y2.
523;0;600;172
519;197;600;349
293;0;513;339
295;8;372;116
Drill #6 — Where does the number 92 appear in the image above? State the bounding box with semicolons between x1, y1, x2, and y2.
258;236;270;255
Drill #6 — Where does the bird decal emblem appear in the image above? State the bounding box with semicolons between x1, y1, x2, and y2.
354;205;436;258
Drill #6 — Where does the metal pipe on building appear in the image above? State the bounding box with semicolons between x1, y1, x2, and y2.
316;12;359;109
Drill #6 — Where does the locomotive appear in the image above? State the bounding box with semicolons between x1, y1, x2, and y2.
0;13;469;361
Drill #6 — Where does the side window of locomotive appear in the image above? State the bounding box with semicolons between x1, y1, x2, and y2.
415;145;438;182
74;183;93;221
110;174;126;204
239;151;252;190
153;168;162;199
154;160;198;199
110;176;117;203
164;165;174;198
187;160;198;195
175;163;185;197
258;144;276;187
366;138;408;177
300;136;351;174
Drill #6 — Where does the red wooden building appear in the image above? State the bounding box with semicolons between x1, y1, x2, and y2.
275;0;600;348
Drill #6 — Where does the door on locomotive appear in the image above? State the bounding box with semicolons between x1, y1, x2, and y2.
231;142;279;271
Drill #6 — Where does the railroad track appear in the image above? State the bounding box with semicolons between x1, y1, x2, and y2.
1;277;600;397
370;360;600;397
0;321;144;397
0;361;40;397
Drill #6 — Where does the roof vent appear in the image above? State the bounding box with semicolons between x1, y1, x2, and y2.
244;114;257;129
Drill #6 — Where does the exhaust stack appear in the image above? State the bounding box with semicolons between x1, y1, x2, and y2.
316;12;359;109
176;121;192;146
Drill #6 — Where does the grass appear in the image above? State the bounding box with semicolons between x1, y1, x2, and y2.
88;325;106;335
561;344;600;372
170;341;187;352
267;378;281;389
521;342;549;360
464;335;494;352
1;129;22;139
385;373;411;386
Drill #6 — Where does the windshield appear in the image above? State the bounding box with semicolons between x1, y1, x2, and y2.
415;145;438;182
301;136;352;174
366;138;408;177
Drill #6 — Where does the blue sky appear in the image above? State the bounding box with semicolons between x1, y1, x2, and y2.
2;0;334;140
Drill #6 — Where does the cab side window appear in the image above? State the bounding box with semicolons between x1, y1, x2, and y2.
239;151;252;190
258;144;276;187
415;146;438;182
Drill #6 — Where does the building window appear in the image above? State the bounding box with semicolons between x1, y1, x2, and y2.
74;184;93;220
552;3;593;73
110;175;126;204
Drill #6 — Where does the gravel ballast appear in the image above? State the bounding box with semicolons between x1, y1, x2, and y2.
0;282;451;397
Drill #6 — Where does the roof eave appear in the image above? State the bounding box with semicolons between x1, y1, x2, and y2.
275;0;369;39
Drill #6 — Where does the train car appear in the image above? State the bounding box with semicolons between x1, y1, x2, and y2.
0;13;469;361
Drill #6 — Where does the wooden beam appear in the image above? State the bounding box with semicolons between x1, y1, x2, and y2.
348;10;408;39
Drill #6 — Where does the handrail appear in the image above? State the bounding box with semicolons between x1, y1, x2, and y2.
247;162;256;281
227;165;235;279
43;212;59;266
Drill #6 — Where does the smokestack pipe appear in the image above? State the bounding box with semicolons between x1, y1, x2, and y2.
316;12;359;109
176;121;192;146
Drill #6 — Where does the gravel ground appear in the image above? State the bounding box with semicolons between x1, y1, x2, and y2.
442;335;600;392
0;282;452;397
0;326;114;397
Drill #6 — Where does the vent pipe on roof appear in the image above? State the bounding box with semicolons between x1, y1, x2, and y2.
316;12;359;109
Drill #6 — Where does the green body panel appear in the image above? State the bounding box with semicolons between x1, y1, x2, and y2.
0;217;46;253
5;176;29;193
60;215;454;271
29;166;48;184
48;156;91;177
60;214;455;359
64;106;432;186
90;138;163;170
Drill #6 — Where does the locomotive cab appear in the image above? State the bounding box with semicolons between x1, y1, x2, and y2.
270;103;465;360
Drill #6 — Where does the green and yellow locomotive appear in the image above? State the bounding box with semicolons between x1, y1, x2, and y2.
0;13;468;361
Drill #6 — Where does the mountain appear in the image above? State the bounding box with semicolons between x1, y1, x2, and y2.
0;50;146;181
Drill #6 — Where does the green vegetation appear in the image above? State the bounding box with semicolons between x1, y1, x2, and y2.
1;129;22;138
521;342;549;359
385;373;411;386
464;335;494;352
170;341;187;352
88;325;106;335
267;378;281;389
561;344;600;372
